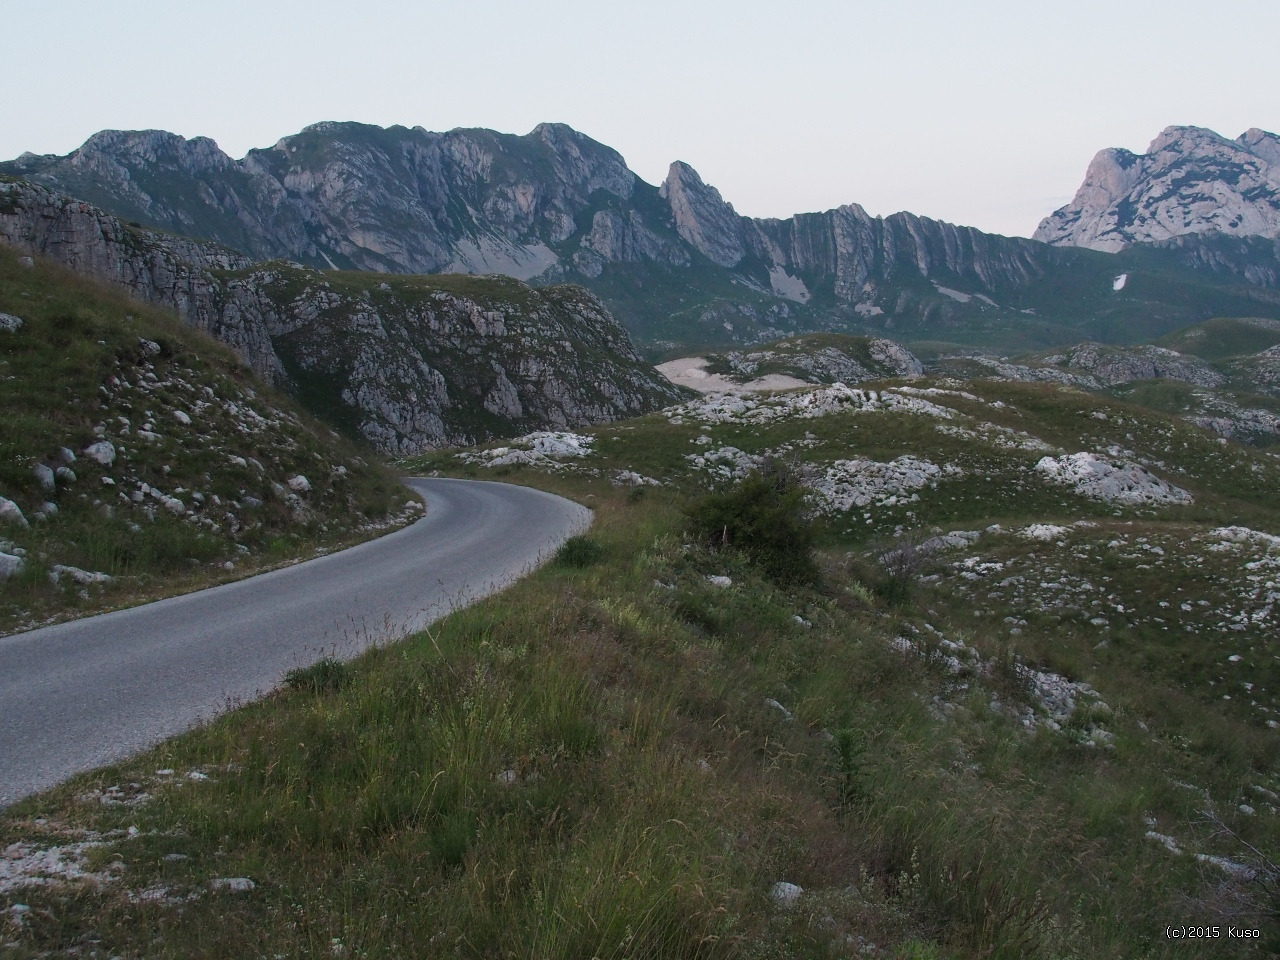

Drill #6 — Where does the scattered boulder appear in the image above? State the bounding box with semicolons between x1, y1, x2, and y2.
209;877;256;893
0;496;28;527
33;463;55;491
0;312;22;333
49;564;113;586
287;475;311;494
1035;453;1193;506
0;552;24;580
82;441;117;466
769;881;804;908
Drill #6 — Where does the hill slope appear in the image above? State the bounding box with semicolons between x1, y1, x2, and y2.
0;247;415;634
0;179;686;453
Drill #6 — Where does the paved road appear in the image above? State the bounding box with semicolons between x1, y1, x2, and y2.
0;478;591;807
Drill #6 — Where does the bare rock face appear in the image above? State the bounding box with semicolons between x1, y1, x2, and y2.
1036;125;1280;251
0;180;283;379
2;121;1066;329
659;161;747;267
0;181;685;454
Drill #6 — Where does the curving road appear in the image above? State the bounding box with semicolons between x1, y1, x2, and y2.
0;478;591;807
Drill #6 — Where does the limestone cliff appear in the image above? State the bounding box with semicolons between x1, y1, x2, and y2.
0;179;684;454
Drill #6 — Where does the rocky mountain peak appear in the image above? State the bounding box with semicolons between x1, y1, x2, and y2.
1239;127;1280;169
658;161;746;267
1036;124;1280;252
70;129;234;174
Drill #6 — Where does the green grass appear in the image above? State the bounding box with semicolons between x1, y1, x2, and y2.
6;372;1279;956
0;248;413;633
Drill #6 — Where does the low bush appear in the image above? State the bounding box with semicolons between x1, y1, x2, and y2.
684;459;819;584
554;535;605;568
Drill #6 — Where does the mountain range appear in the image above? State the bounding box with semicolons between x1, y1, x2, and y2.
7;122;1280;352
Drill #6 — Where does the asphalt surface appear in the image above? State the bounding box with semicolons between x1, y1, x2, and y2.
0;477;591;807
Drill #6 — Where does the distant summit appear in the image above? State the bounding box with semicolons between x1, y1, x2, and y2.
1035;125;1280;252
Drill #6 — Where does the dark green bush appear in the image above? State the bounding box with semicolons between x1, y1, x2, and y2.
684;459;819;584
554;534;604;568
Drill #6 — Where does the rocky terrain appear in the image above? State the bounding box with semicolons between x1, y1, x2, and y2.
935;317;1280;445
1036;125;1280;252
8;124;1280;350
5;358;1279;957
0;179;685;453
0;247;413;633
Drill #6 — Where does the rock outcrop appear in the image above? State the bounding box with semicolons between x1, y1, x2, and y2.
0;180;684;454
1036;125;1280;252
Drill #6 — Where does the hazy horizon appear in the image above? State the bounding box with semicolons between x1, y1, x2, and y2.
9;0;1279;238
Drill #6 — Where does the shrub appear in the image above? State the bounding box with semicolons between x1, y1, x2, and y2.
870;533;932;606
554;534;604;568
684;459;819;584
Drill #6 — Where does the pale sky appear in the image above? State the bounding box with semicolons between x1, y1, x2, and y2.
7;0;1279;238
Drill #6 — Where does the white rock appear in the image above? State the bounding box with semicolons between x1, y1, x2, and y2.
0;496;28;528
1034;452;1192;506
1022;524;1071;541
1194;854;1257;881
210;877;255;892
705;575;732;588
82;440;117;466
764;698;793;721
172;410;192;426
0;312;22;333
613;470;661;487
1145;831;1182;854
288;475;311;493
49;564;113;586
0;552;24;580
769;881;804;907
33;463;55;490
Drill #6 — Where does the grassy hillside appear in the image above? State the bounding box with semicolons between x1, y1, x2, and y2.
0;248;417;634
3;374;1276;957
